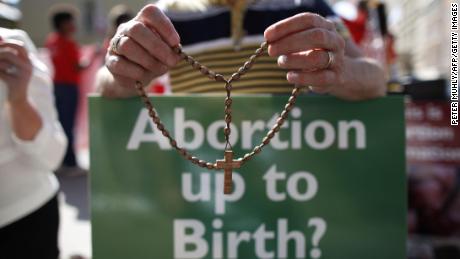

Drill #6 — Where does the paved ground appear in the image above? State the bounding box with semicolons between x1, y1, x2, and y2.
57;171;92;259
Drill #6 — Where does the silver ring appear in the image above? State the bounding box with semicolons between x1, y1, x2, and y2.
5;65;18;75
324;51;334;70
110;34;124;54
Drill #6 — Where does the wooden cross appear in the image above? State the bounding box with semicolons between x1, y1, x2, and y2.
216;150;242;194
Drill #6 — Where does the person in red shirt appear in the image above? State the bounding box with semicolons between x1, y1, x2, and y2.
45;9;84;172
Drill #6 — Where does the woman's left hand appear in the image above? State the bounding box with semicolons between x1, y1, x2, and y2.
0;39;33;103
264;13;346;94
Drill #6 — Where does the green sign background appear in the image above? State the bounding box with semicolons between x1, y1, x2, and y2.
90;95;406;259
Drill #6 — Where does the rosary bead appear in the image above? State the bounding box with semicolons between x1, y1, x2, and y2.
172;44;182;54
231;73;241;81
260;41;268;49
243;61;253;70
179;52;188;60
192;61;201;69
206;163;215;169
243;153;251;160
281;110;289;119
262;136;271;145
215;74;226;82
207;70;216;80
198;160;207;167
200;66;209;75
285;103;294;112
225;97;232;105
276;117;285;125
224;107;230;113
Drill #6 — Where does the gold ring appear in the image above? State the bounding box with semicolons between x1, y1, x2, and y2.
5;65;18;75
324;50;334;70
110;34;124;54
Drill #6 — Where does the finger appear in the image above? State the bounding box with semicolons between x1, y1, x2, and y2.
112;74;136;89
287;70;339;88
0;40;29;60
278;50;330;71
0;60;11;71
0;49;29;70
309;86;332;94
113;74;153;89
106;54;149;82
121;21;180;67
268;28;344;56
136;4;180;47
116;36;168;71
0;70;16;81
264;12;335;43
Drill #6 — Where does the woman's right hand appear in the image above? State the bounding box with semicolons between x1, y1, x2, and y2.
105;4;181;89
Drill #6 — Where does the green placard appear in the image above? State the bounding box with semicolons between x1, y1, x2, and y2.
89;95;406;259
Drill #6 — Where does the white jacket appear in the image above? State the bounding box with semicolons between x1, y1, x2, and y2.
0;28;67;227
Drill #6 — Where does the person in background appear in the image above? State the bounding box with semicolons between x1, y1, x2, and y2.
0;27;67;258
45;6;87;173
106;4;133;45
342;0;369;46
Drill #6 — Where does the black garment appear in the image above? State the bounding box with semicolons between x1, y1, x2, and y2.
170;0;336;45
54;83;79;167
0;195;60;259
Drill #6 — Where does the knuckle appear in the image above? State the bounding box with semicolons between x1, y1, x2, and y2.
336;73;345;85
310;51;323;65
337;36;346;50
106;55;122;73
145;59;159;71
325;19;335;30
310;29;327;44
141;4;159;17
300;13;314;26
133;68;145;81
117;38;131;54
116;22;128;34
128;21;144;36
268;44;279;56
317;73;330;86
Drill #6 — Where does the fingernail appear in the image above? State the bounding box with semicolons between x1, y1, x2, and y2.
287;71;298;81
278;55;287;65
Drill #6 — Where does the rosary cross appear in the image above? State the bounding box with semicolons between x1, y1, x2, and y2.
216;150;242;194
135;41;303;195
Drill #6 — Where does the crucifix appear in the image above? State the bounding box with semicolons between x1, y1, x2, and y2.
216;150;242;194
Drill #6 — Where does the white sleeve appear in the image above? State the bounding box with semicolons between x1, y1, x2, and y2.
10;30;68;171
